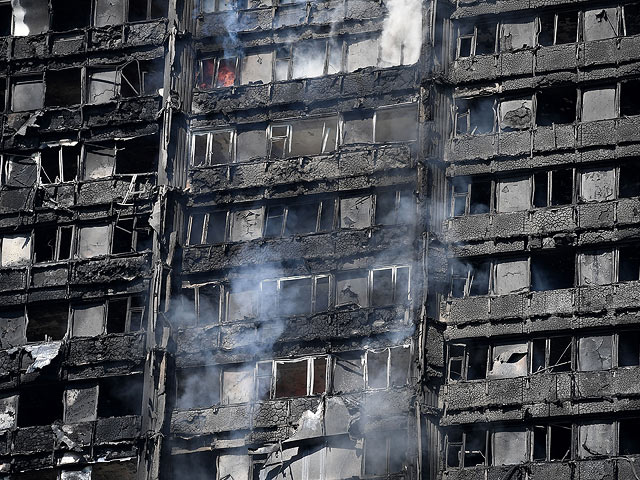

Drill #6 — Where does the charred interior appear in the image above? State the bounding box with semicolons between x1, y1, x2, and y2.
0;0;638;479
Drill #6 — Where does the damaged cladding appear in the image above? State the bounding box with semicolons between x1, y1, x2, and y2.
4;0;640;477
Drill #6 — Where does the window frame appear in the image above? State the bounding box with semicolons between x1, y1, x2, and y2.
190;129;236;167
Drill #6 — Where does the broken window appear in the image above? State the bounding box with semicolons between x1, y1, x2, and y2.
488;342;528;378
374;104;418;142
11;76;44;112
97;375;143;417
200;0;233;12
450;259;490;297
447;343;487;381
221;365;253;404
451;177;491;216
579;168;616;203
64;383;98;423
371;266;410;306
492;428;528;465
578;335;613;371
264;199;334;237
257;357;327;399
536;87;577;126
539;11;579;46
39;145;80;184
498;98;533;131
364;431;407;475
92;461;138;480
240;51;273;85
115;136;158;175
128;0;168;21
446;428;490;467
186;212;204;244
578;422;614;458
71;304;105;337
624;3;640;36
77;224;111;259
346;36;379;72
533;169;574;207
581;86;617;122
619;418;640;455
18;383;64;427
228;207;263;242
235;128;266;162
456;24;474;58
462;429;488;467
0;309;26;349
51;0;90;31
339;195;374;229
26;302;68;342
261;276;329;317
12;0;50;36
583;8;619;42
531;251;575;291
365;346;410;390
578;249;614;285
171;451;216;480
176;365;220;409
94;0;125;27
191;130;234;166
111;216;153;254
197;57;238;89
619;245;640;282
493;258;529;295
83;144;116;179
335;270;369;307
619;163;640;198
475;23;497;54
333;352;364;393
88;70;119;104
106;295;145;333
121;60;163;97
0;2;11;36
45;69;82;107
342;110;374;144
262;276;309;316
226;285;258;321
292;39;342;79
620;79;640;116
496;176;531;213
180;283;221;326
375;189;415;225
455;97;495;135
269;116;338;158
618;330;640;367
532;336;572;374
0;233;31;267
499;20;535;51
1;155;37;187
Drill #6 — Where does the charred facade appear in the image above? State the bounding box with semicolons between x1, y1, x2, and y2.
1;0;637;479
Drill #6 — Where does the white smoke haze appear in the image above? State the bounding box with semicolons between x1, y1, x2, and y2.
380;0;423;66
11;0;29;37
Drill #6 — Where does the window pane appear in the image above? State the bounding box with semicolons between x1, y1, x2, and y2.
275;360;308;398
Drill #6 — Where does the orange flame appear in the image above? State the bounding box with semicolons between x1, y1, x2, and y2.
216;62;236;88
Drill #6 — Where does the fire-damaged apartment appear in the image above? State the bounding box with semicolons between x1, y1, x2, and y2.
1;0;640;479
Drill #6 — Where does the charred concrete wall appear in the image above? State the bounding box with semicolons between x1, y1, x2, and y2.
440;1;640;479
0;0;437;479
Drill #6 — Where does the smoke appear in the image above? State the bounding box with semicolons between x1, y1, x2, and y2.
11;1;29;37
379;0;423;67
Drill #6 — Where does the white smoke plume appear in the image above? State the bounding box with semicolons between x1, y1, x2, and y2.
11;0;29;37
379;0;423;67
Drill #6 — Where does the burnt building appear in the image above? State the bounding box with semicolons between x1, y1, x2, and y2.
440;1;640;479
2;0;638;479
0;0;433;478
